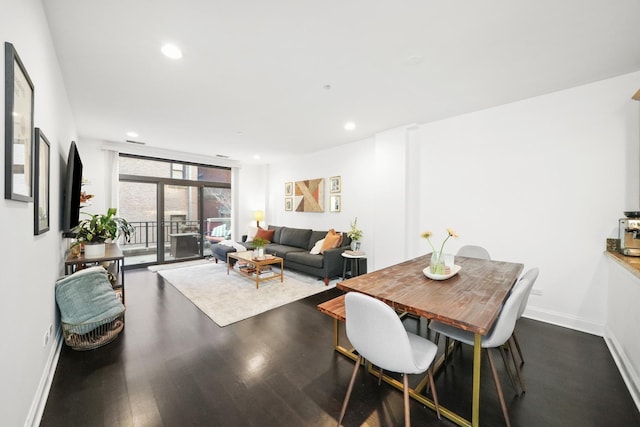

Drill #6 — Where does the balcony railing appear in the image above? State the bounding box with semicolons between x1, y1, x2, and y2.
123;218;231;248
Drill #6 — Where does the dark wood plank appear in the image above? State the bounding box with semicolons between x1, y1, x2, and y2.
40;267;640;427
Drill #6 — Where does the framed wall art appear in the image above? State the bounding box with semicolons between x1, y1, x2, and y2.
33;128;50;235
285;197;293;211
330;195;341;212
284;181;293;196
295;178;324;212
4;42;35;202
330;176;341;193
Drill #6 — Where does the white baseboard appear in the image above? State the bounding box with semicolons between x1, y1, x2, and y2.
24;328;63;427
604;325;640;413
523;306;604;336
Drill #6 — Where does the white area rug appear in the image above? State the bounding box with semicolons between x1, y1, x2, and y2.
147;259;210;272
157;261;337;327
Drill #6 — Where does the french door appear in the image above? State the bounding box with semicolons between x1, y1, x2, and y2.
118;155;232;268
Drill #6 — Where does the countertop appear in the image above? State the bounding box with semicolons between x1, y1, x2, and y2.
606;250;640;280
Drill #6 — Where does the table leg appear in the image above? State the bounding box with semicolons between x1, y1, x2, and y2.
472;333;481;427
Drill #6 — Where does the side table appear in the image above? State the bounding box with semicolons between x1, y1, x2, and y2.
64;243;125;304
341;251;367;280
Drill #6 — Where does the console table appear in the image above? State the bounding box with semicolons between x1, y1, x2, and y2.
65;243;125;304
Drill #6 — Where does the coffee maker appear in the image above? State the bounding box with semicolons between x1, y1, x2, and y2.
619;211;640;256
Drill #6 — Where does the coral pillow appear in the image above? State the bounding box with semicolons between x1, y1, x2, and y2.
321;229;343;253
255;227;275;242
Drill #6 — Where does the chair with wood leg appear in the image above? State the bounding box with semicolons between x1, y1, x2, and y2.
428;270;536;427
337;291;441;427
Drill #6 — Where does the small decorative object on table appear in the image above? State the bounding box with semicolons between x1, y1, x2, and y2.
421;228;458;275
252;236;269;259
347;217;363;251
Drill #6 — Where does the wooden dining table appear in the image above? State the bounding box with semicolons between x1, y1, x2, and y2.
336;253;524;427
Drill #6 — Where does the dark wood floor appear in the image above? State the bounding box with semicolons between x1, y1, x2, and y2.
41;268;640;427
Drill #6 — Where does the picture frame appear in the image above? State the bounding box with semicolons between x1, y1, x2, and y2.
330;176;341;193
284;197;293;211
284;181;293;196
33;128;50;235
330;195;341;212
4;42;35;202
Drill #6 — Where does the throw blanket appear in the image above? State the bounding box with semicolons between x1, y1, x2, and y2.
55;266;125;331
219;239;247;252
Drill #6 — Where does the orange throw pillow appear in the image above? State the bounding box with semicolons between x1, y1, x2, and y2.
321;229;343;253
255;227;275;242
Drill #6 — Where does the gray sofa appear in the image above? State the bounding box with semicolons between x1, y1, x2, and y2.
211;225;351;285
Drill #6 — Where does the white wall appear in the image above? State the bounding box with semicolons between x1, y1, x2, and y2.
0;0;77;425
268;138;378;262
416;72;639;334
606;258;640;410
266;72;640;336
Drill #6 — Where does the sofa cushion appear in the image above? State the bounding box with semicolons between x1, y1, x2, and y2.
255;227;275;242
310;238;324;255
279;227;312;249
287;251;324;269
308;230;327;250
321;229;343;253
268;225;284;244
265;244;306;259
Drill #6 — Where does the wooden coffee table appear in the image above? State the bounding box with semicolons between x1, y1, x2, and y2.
227;251;284;289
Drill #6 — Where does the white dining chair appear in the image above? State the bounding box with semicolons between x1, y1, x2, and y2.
338;292;440;427
510;268;540;366
428;270;536;427
456;245;491;260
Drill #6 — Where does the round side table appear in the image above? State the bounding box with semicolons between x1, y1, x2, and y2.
341;252;367;280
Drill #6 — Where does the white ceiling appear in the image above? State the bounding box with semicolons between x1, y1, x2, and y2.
42;1;640;165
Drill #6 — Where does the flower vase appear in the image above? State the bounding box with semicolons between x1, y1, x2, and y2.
257;247;265;259
430;251;446;275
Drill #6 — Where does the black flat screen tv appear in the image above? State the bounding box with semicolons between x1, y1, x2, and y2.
62;141;83;234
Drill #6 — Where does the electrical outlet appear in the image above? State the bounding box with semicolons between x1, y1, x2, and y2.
531;288;543;296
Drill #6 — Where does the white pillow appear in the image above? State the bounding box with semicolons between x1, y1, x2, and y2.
310;238;325;255
246;225;258;242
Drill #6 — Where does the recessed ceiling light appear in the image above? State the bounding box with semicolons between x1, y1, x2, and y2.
344;121;356;131
407;55;423;65
253;154;261;160
126;131;139;138
161;43;182;59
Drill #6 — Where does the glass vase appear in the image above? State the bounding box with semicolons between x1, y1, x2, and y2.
430;251;446;275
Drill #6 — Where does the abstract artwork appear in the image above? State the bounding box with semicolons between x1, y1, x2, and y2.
295;178;324;212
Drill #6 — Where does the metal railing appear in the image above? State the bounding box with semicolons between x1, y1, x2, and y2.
124;219;231;248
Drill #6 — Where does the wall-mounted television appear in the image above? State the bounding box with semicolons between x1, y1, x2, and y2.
62;141;83;234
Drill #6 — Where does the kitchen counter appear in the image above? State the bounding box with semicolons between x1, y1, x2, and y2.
606;250;640;279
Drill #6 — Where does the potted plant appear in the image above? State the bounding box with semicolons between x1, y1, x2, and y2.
347;217;363;251
72;208;134;258
252;236;269;259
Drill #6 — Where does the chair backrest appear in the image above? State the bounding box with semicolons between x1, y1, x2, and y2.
516;268;539;319
482;272;535;348
456;245;491;260
345;292;420;374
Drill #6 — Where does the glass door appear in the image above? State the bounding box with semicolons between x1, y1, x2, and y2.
203;187;232;257
163;183;201;261
118;181;159;266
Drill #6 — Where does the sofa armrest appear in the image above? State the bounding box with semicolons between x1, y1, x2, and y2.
323;245;350;275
